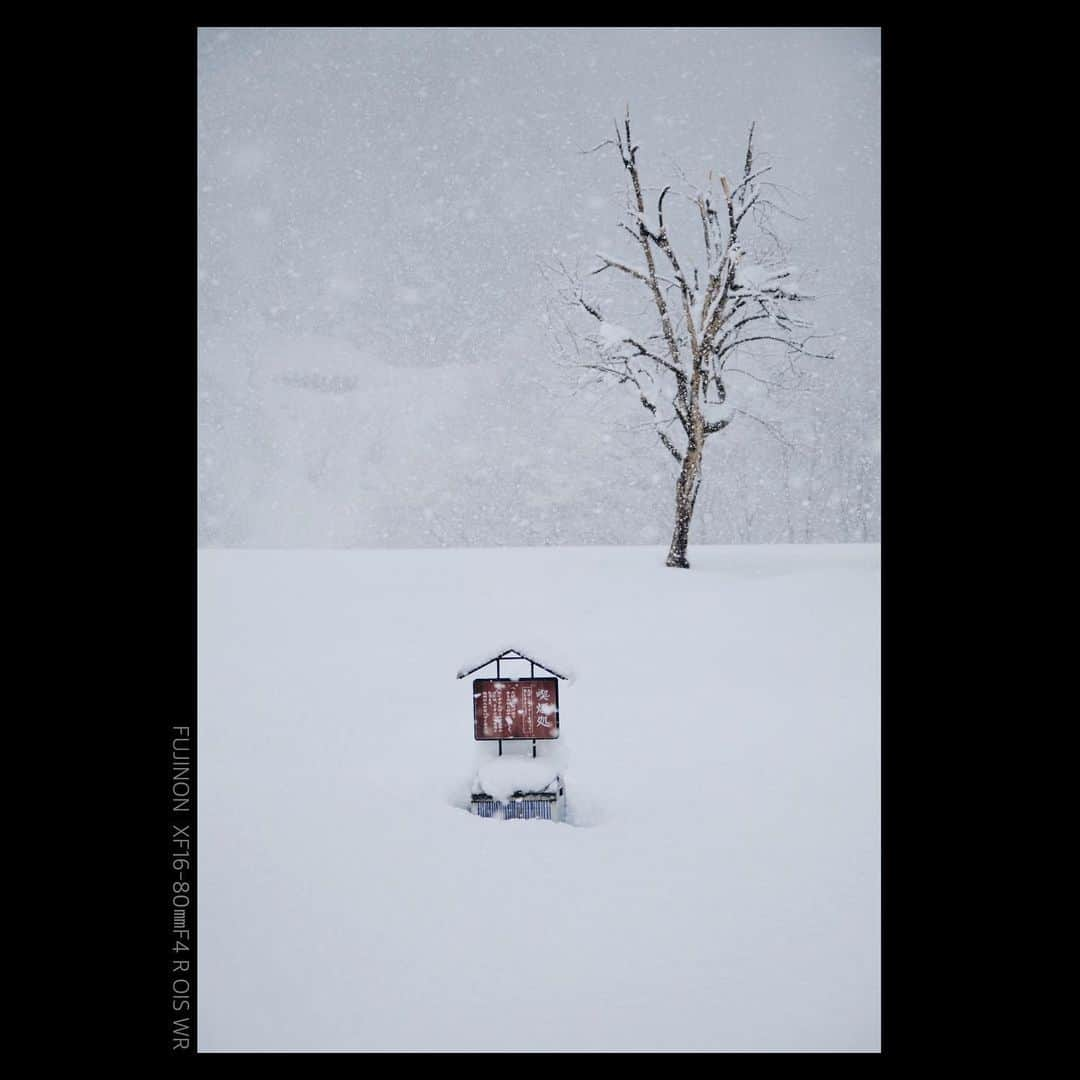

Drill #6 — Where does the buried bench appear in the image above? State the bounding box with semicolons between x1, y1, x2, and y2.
469;773;566;821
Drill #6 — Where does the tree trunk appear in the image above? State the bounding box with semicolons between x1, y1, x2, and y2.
665;444;703;568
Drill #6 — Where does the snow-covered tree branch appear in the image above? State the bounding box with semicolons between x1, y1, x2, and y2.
554;110;831;568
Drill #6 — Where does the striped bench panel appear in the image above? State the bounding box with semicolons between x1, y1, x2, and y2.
472;797;553;820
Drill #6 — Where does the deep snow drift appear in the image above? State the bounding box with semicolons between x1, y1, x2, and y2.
197;544;880;1050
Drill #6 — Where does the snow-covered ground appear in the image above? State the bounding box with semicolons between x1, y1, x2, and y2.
197;544;880;1051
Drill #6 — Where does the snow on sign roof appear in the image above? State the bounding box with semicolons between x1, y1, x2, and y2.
456;648;570;681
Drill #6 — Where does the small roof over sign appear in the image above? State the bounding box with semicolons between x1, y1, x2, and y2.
456;648;569;681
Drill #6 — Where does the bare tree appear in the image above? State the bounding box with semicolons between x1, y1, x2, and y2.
552;110;830;568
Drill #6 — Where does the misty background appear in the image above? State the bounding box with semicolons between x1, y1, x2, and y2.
197;28;880;549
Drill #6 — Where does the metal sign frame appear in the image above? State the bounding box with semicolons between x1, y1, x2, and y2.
459;649;568;757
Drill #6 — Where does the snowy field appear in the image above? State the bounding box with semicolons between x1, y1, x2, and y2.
197;544;880;1051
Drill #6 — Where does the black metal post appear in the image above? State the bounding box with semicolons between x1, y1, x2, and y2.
532;739;536;759
498;739;502;757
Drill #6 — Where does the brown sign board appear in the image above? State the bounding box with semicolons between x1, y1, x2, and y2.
473;678;560;741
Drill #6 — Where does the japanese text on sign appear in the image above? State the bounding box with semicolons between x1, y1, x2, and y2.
473;678;560;740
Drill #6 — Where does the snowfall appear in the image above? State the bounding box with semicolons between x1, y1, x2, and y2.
197;543;880;1051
